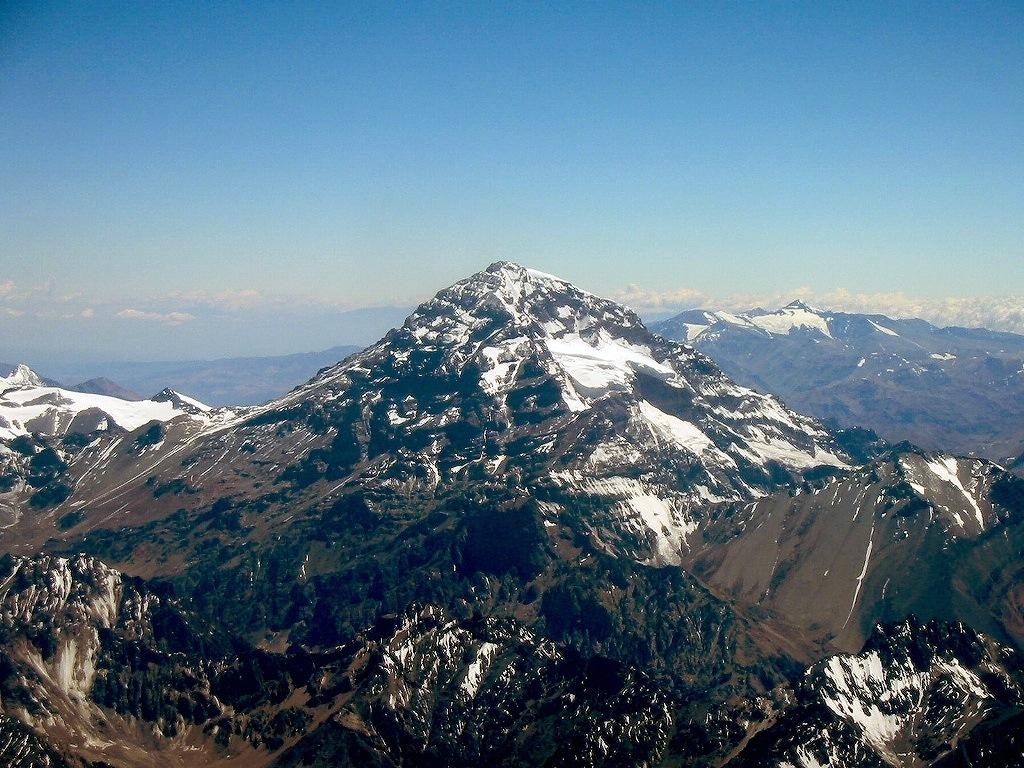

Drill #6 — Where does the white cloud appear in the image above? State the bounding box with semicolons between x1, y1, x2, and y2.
163;287;265;311
0;280;14;299
116;308;196;326
609;284;708;312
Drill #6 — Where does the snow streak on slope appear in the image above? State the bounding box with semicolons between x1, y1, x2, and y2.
897;453;994;535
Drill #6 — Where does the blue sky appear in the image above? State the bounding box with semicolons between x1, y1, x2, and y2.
1;2;1022;360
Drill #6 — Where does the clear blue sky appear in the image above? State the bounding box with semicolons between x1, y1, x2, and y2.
1;1;1022;360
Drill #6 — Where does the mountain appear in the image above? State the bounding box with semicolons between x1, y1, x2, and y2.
0;263;1022;766
70;377;143;401
651;303;1024;460
1;363;46;390
11;552;1009;768
686;445;1024;653
0;369;231;442
0;368;239;528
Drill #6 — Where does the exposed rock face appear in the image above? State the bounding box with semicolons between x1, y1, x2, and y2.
276;604;676;768
732;618;1024;768
0;554;781;767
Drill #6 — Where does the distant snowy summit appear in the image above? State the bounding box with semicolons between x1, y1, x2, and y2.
0;363;45;391
0;362;228;441
653;300;904;343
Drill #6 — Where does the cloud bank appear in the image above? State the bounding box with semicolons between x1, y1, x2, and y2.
115;308;196;326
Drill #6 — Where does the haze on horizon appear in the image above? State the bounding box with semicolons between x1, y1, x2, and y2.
2;2;1022;362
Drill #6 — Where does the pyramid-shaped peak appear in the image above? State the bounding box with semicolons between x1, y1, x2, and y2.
264;260;847;570
484;261;567;283
152;388;212;413
783;299;820;312
408;262;645;342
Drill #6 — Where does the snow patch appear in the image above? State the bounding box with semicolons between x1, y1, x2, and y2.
682;323;709;341
636;401;721;458
923;456;985;530
867;319;899;337
460;641;499;698
544;333;673;392
750;307;832;338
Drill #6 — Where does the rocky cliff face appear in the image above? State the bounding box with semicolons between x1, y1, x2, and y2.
732;618;1024;767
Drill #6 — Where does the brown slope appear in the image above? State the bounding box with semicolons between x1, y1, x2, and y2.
686;450;1024;653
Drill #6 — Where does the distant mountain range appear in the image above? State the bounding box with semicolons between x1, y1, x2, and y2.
652;301;1024;462
1;263;1023;766
10;346;364;407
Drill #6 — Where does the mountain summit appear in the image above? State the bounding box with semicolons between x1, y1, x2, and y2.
163;261;847;565
0;363;44;390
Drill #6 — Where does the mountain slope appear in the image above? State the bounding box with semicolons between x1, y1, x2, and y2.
652;304;1024;460
70;377;143;401
687;447;1024;652
0;368;241;549
0;551;797;767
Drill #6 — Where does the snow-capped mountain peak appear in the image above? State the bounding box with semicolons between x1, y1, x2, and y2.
255;263;849;565
151;388;212;414
0;383;226;441
783;298;819;312
404;260;645;349
0;363;44;390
